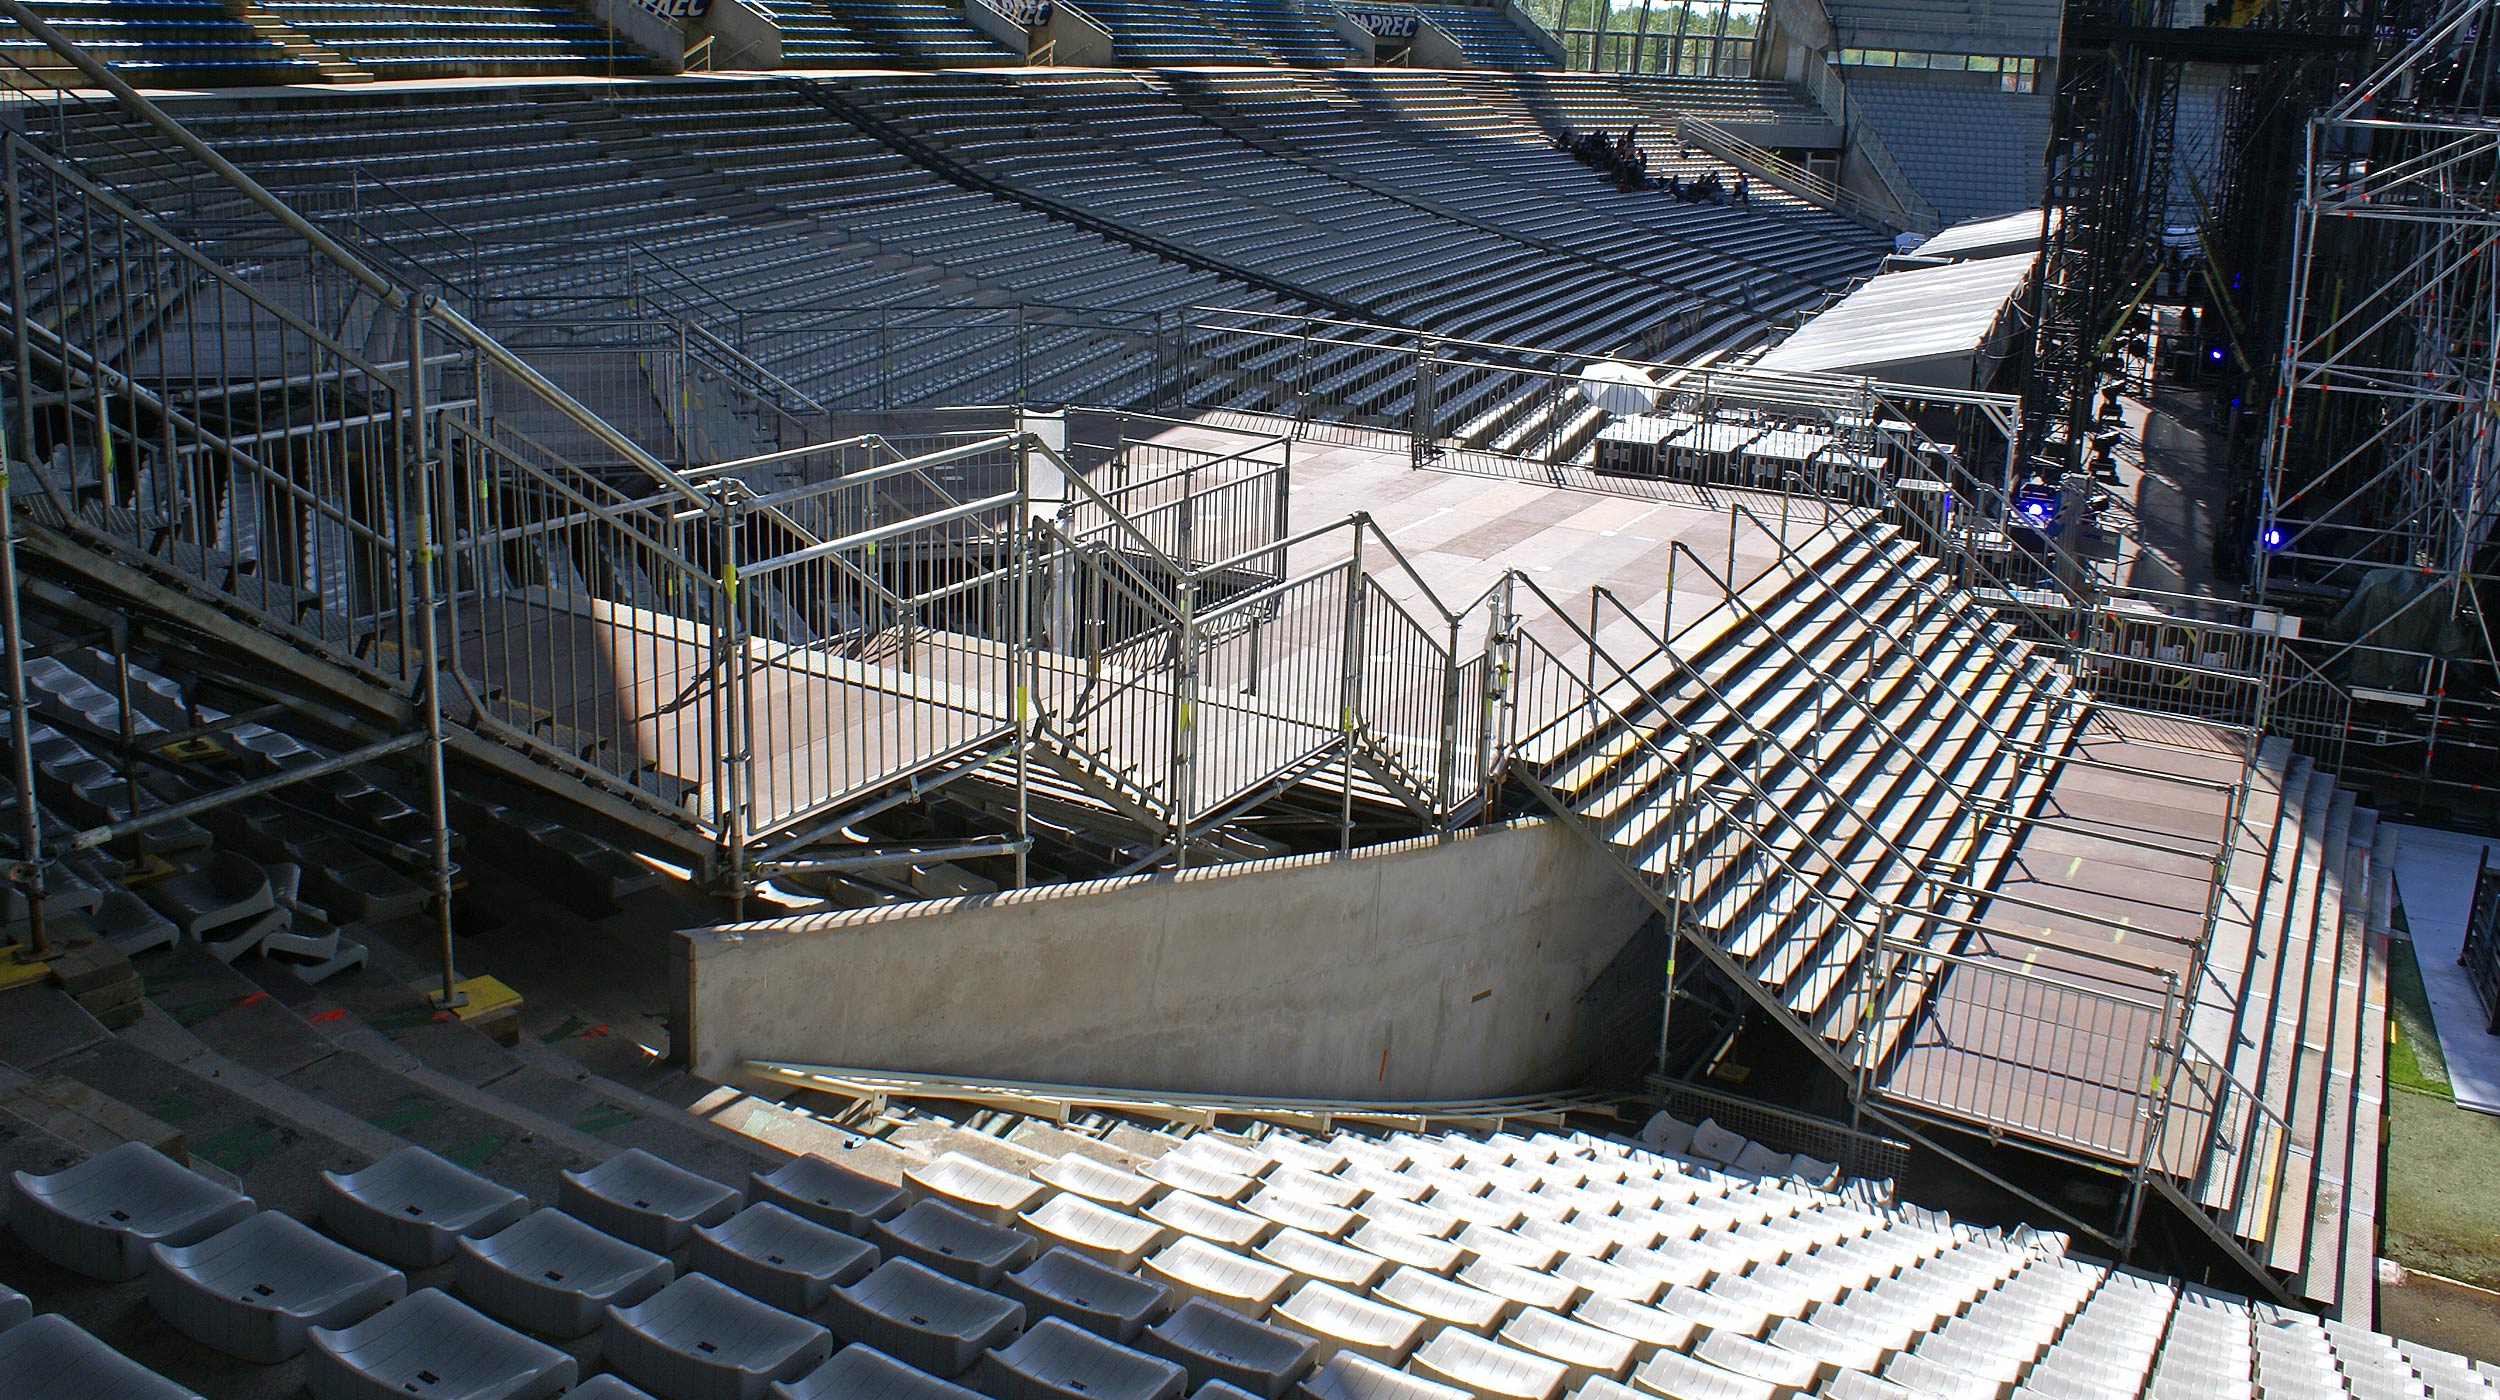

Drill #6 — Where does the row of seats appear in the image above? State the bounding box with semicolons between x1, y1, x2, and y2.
4;0;318;84
9;1107;2492;1400
49;71;1870;428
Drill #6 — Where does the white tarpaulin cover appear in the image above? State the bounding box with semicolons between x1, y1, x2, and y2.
1915;208;2050;262
1751;252;2038;388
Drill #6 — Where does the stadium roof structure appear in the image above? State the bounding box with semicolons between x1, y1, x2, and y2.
1752;251;2038;389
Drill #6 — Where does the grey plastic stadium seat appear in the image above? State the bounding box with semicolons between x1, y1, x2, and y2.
0;1313;201;1399
569;1379;659;1400
975;1315;1190;1400
772;1343;987;1400
1729;1143;1791;1178
321;1146;530;1268
0;1281;27;1332
1405;1328;1569;1400
1034;1154;1164;1211
692;1202;879;1314
824;1257;1026;1378
147;1209;406;1362
753;1155;911;1235
1138;1298;1320;1399
1297;1351;1469;1400
873;1199;1040;1287
906;1153;1050;1226
9;1140;256;1280
305;1288;575;1400
603;1273;833;1400
455;1206;672;1339
1001;1247;1173;1343
560;1149;743;1255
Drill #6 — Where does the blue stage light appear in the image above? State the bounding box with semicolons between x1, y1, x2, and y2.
2262;526;2285;549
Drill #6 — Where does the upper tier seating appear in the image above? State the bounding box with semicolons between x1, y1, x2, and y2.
257;0;654;79
1832;68;2048;224
3;0;317;85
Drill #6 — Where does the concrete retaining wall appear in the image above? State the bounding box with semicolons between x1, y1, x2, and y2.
674;819;1653;1099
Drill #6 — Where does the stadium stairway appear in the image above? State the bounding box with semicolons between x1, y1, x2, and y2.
2151;737;2394;1322
5;999;2485;1400
1499;512;2388;1320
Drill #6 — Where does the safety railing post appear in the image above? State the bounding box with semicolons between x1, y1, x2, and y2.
1;425;45;961
1012;435;1032;889
1338;534;1367;856
716;483;751;916
407;298;464;1012
1170;574;1199;871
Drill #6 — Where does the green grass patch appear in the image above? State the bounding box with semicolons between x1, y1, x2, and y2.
2384;1090;2500;1291
2386;936;2453;1097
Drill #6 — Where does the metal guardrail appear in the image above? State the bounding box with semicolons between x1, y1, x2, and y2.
745;1060;1631;1131
1675;114;1929;235
2460;845;2500;1033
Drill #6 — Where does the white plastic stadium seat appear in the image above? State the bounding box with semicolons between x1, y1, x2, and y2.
1024;1193;1173;1270
603;1272;834;1400
752;1154;911;1234
974;1315;1190;1400
1137;1297;1320;1399
1298;1351;1470;1400
824;1257;1027;1378
454;1206;673;1339
1405;1327;1569;1400
304;1288;575;1400
773;1343;987;1400
0;1313;202;1399
1000;1247;1173;1343
1271;1281;1428;1365
907;1152;1051;1226
9;1141;256;1280
691;1201;880;1313
875;1199;1042;1287
1034;1153;1164;1211
320;1146;529;1268
560;1148;742;1255
147;1209;406;1363
0;1281;29;1332
1142;1236;1294;1317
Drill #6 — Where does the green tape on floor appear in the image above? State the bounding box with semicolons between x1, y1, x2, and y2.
541;1015;587;1044
443;1134;504;1169
572;1105;637;1135
369;1100;445;1133
194;1121;280;1173
169;997;229;1028
369;1008;441;1035
146;1094;206;1124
